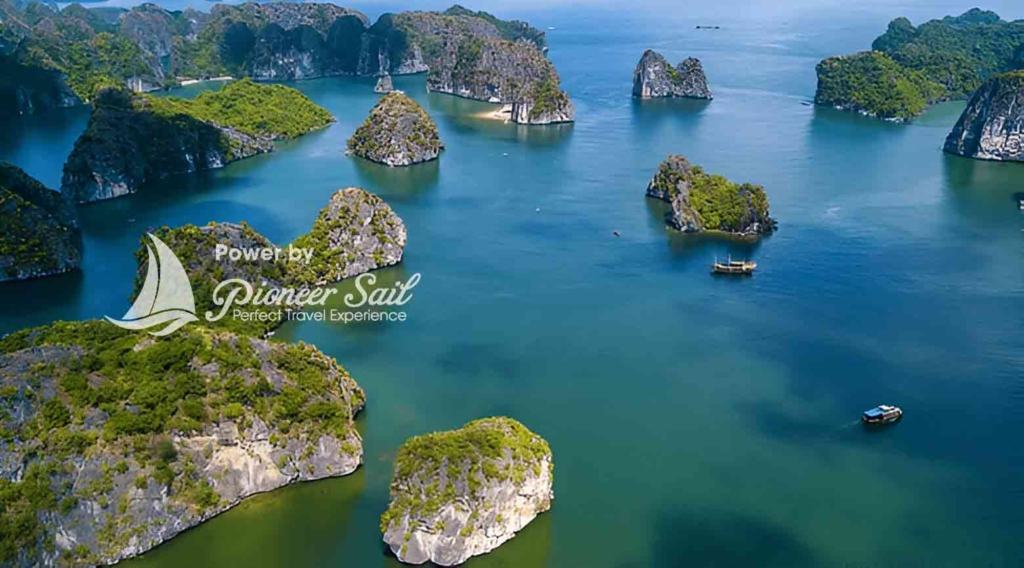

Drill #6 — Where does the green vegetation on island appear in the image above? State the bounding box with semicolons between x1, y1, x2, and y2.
347;92;443;166
815;8;1024;120
647;155;774;236
0;320;364;565
134;223;292;337
442;4;546;48
381;417;553;564
141;79;335;140
61;80;333;202
815;51;944;120
0;162;80;281
290;188;408;286
0;0;553;117
134;190;407;336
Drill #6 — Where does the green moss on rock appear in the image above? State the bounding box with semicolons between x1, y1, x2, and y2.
381;417;553;565
647;155;775;236
0;162;81;282
61;80;333;203
814;51;944;120
290;188;407;286
347;92;443;167
0;320;364;565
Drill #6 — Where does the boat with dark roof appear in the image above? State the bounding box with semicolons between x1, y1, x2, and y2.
862;405;903;425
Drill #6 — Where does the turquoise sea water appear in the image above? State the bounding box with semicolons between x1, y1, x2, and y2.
2;3;1024;566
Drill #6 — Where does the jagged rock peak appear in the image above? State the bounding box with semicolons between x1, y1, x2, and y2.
633;49;712;99
347;92;443;166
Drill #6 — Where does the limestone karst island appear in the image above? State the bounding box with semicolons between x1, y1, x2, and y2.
1;1;1022;567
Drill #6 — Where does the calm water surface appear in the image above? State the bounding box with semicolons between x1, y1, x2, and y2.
2;4;1023;566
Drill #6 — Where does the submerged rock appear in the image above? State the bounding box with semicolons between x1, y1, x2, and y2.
60;81;333;203
375;73;395;93
0;162;81;282
426;37;574;124
0;321;365;566
632;50;712;99
646;155;775;236
290;188;407;286
381;417;553;566
348;92;443;166
944;71;1024;161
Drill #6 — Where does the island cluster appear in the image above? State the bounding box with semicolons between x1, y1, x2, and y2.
0;1;1019;567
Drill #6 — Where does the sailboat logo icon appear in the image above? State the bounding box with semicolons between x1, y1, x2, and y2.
105;233;199;337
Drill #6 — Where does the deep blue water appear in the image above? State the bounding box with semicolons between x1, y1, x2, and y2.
3;3;1024;566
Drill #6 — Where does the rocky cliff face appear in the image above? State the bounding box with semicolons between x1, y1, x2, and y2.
375;73;394;93
944;71;1024;161
0;57;79;117
632;50;712;99
647;154;775;236
60;89;272;203
0;162;80;281
290;187;407;286
1;2;556;117
381;417;553;566
0;321;365;567
348;92;443;166
61;81;331;203
426;37;574;124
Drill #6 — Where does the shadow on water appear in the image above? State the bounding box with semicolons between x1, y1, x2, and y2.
0;105;89;187
942;152;1024;212
459;510;552;568
350;155;440;202
629;96;711;120
0;270;85;322
629;98;709;149
121;471;366;568
808;103;905;133
644;197;764;265
435;342;522;381
646;507;816;568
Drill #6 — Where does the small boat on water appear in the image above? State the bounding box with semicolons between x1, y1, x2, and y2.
862;404;902;425
1018;198;1024;211
712;257;757;275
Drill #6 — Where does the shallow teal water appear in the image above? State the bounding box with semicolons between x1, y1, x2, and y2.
3;4;1024;566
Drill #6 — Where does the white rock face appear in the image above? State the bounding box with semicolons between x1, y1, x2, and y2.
381;417;553;566
632;49;712;100
944;72;1024;161
509;98;575;125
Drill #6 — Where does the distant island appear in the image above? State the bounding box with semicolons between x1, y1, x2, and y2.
815;9;1024;121
633;49;712;100
61;79;333;203
0;1;573;123
646;155;775;237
